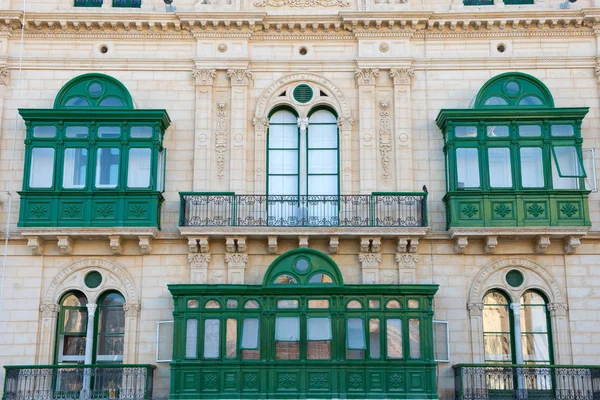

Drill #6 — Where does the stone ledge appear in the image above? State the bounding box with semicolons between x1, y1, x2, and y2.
179;226;429;238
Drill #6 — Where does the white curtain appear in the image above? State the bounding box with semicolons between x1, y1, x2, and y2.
520;148;544;188
456;148;480;188
127;148;151;188
185;319;198;358
307;317;331;341
241;318;259;349
275;317;299;341
63;148;87;189
203;319;220;358
488;148;512;188
347;318;365;349
29;148;55;188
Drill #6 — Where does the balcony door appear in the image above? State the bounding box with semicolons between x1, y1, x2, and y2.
267;107;339;226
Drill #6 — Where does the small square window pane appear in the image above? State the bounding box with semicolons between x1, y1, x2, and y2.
347;318;365;350
203;319;220;359
33;126;56;138
308;299;329;309
551;125;574;137
408;300;419;309
308;124;337;148
277;299;298;309
65;126;89;138
227;299;238;309
487;126;509;137
521;333;550;362
131;126;153;138
268;176;298;195
484;333;512;362
455;126;477;138
185;319;198;358
269;125;298;148
30;148;55;188
98;126;121;138
386;319;403;358
95;148;120;188
552;158;579;189
308;317;332;341
520;148;544;188
97;335;124;359
519;125;541;137
63;148;87;189
61;335;86;357
308;150;338;174
488;148;513;188
241;318;259;349
127;148;151;188
63;309;88;333
276;317;299;341
369;300;380;309
456;148;480;188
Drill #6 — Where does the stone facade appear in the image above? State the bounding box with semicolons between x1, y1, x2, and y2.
0;0;600;399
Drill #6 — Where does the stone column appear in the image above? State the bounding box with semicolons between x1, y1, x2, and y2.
355;68;379;194
390;69;415;191
358;252;382;284
337;117;354;194
227;69;252;194
510;303;523;364
467;302;484;363
84;304;97;364
192;69;216;191
548;303;572;364
38;303;60;364
123;302;140;364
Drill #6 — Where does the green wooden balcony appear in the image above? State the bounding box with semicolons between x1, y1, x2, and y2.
2;364;155;400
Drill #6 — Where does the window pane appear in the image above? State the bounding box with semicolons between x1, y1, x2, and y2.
369;318;381;359
157;150;165;192
551;124;574;137
487;126;509;137
61;336;86;356
241;318;259;349
521;333;550;362
308;318;332;340
205;300;220;309
95;148;120;188
269;150;298;174
131;126;153;138
409;319;421;359
521;305;548;333
307;341;331;360
347;318;365;349
274;275;298;285
519;125;541;137
519;96;543;106
455;126;477;138
308;175;338;195
276;317;299;341
456;148;480;188
308;150;337;174
226;319;237;359
484;97;508;106
277;299;298;308
484;333;512;362
308;274;333;284
33;125;56;138
308;300;329;308
386;319;403;358
309;109;337;124
63;148;87;189
99;97;125;107
483;305;511;333
203;319;220;359
552;157;579;189
185;319;198;358
270;110;297;124
269;124;297;148
64;97;89;107
553;146;585;177
30;148;55;188
488;148;512;188
127;148;151;188
97;126;121;138
276;342;300;360
65;126;89;138
97;334;124;359
433;321;449;362
308;123;337;148
520;148;544;188
63;309;88;333
369;300;380;309
99;307;125;333
268;176;298;195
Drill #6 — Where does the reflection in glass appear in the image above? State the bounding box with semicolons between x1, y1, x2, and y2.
386;319;403;358
308;273;333;284
369;318;381;359
63;148;87;189
274;274;298;284
520;148;544;188
409;319;421;359
185;319;198;358
30;148;55;188
488;148;512;188
203;319;220;358
456;148;480;188
487;126;509;137
95;148;120;188
519;125;541;137
483;291;512;362
226;319;237;359
455;126;478;138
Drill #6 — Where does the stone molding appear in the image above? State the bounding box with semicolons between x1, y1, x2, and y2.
188;253;211;269
192;68;216;86
123;302;141;318
355;68;379;85
39;303;60;317
358;252;382;268
227;69;252;85
389;68;414;85
395;253;418;269
254;0;350;7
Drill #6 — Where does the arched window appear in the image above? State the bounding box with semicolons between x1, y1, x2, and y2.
483;291;512;363
96;292;126;363
520;291;551;364
57;291;88;364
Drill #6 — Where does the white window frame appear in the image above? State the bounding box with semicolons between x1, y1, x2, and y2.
433;320;450;363
583;148;598;192
156;320;174;363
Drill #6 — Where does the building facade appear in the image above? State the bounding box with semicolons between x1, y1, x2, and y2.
1;0;600;399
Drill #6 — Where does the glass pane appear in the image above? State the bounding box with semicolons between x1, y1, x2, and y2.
62;293;88;307
551;124;574;137
308;299;329;308
187;300;199;308
483;305;511;333
127;148;151;188
484;97;508;106
270;110;297;124
277;299;298;308
157;150;165;192
308;150;337;174
386;319;403;358
97;126;121;138
456;148;480;188
99;97;125;107
63;148;88;189
63;309;88;333
308;175;338;195
484;292;508;305
552;157;579;189
347;301;362;309
269;124;297;149
185;319;198;358
433;321;449;361
369;318;381;359
61;335;86;356
98;307;125;333
203;319;220;358
308;273;333;284
226;319;237;359
506;82;520;94
33;126;57;138
244;300;259;309
269;150;298;174
131;126;153;138
553;146;584;177
521;333;550;362
521;306;548;333
97;334;124;358
408;300;419;309
347;318;365;349
487;126;509;137
484;333;512;362
274;275;298;284
241;318;259;349
488;148;513;188
276;317;299;341
276;342;299;360
519;125;541;137
520;148;544;188
455;126;478;138
307;341;331;360
242;350;260;360
309;109;337;124
227;299;238;309
65;126;89;138
64;97;89;107
386;300;401;309
95;148;120;188
30;148;55;188
101;293;125;306
268;176;298;195
308;318;332;340
308;123;337;149
409;319;421;358
521;292;546;305
519;96;543;106
205;300;220;309
369;300;380;309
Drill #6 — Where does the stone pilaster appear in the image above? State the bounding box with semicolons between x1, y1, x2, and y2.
123;302;140;363
358;252;382;284
252;116;269;193
389;68;415;191
188;253;211;284
192;68;216;190
548;303;572;364
38;303;60;364
467;302;484;363
337;117;354;194
225;253;248;284
355;68;379;193
395;253;419;284
227;69;251;193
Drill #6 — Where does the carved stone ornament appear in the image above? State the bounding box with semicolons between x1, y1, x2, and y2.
28;236;43;256
0;67;9;86
328;236;339;254
254;0;350;7
57;236;73;256
218;43;228;53
252;117;269;131
535;235;551;254
227;69;252;85
379;43;389;53
564;236;581;254
484;236;498;254
268;236;278;254
192;68;216;86
138;236;152;255
109;235;122;256
188;253;211;269
358;252;382;268
337;117;354;131
547;302;568;317
299;236;309;248
454;236;468;254
355;68;379;85
395;253;419;269
390;68;415;85
467;302;484;317
225;253;248;268
378;100;392;183
123;302;141;318
40;303;60;317
215;101;228;181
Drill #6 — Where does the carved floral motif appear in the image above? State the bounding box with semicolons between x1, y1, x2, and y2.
192;69;216;86
215;101;228;180
378;100;392;183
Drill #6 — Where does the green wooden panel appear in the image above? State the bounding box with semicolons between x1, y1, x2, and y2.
386;371;405;392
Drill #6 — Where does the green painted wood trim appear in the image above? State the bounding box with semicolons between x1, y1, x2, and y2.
168;284;440;296
19;109;171;130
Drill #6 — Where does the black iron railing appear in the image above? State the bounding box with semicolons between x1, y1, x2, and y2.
2;364;155;400
179;192;428;227
454;364;600;400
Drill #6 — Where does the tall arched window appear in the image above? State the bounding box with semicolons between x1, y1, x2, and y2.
268;108;299;197
520;291;551;364
483;291;512;363
96;292;126;364
57;291;88;364
307;108;339;197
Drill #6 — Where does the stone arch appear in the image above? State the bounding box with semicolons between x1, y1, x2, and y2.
44;258;139;305
469;258;564;305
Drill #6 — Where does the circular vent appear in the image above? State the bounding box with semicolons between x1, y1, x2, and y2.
506;270;524;288
293;84;313;104
84;271;102;289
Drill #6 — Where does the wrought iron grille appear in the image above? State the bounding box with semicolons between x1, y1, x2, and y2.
3;365;155;400
179;193;427;227
454;364;600;400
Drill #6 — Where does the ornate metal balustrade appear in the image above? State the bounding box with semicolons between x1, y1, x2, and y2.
2;364;155;400
454;364;600;400
179;192;428;228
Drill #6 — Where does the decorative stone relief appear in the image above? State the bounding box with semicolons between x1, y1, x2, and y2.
28;237;43;256
267;236;278;254
389;68;414;85
192;68;216;86
454;236;468;254
189;253;211;284
396;253;419;268
355;68;379;85
328;236;339;254
548;303;569;317
109;236;122;255
57;236;73;256
360;237;380;253
467;302;484;317
564;236;581;254
225;253;248;284
225;236;246;253
379;43;389;53
535;235;551;254
484;236;498;254
39;303;60;317
299;236;309;248
123;302;141;318
215;101;228;181
337;117;354;131
359;252;382;284
227;69;252;85
217;43;228;53
0;67;9;86
378;100;392;184
198;236;210;253
138;236;152;255
254;0;350;7
297;117;309;135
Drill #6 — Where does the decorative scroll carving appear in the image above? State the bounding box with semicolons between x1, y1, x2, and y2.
215;101;228;181
0;67;9;86
57;236;73;256
40;303;60;317
299;236;309;248
188;253;211;269
138;236;152;255
454;236;468;254
395;253;419;268
564;236;581;254
227;69;252;85
254;0;350;7
467;302;484;317
358;252;382;268
28;237;44;256
378;100;392;183
192;68;216;86
535;235;551;254
390;68;414;85
355;68;379;85
123;302;140;318
337;117;354;131
484;236;498;254
268;236;278;254
109;236;122;256
328;236;339;254
547;302;568;317
225;253;248;268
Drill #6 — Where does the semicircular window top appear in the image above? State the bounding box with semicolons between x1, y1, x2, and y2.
264;249;343;286
18;73;171;229
474;72;554;108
